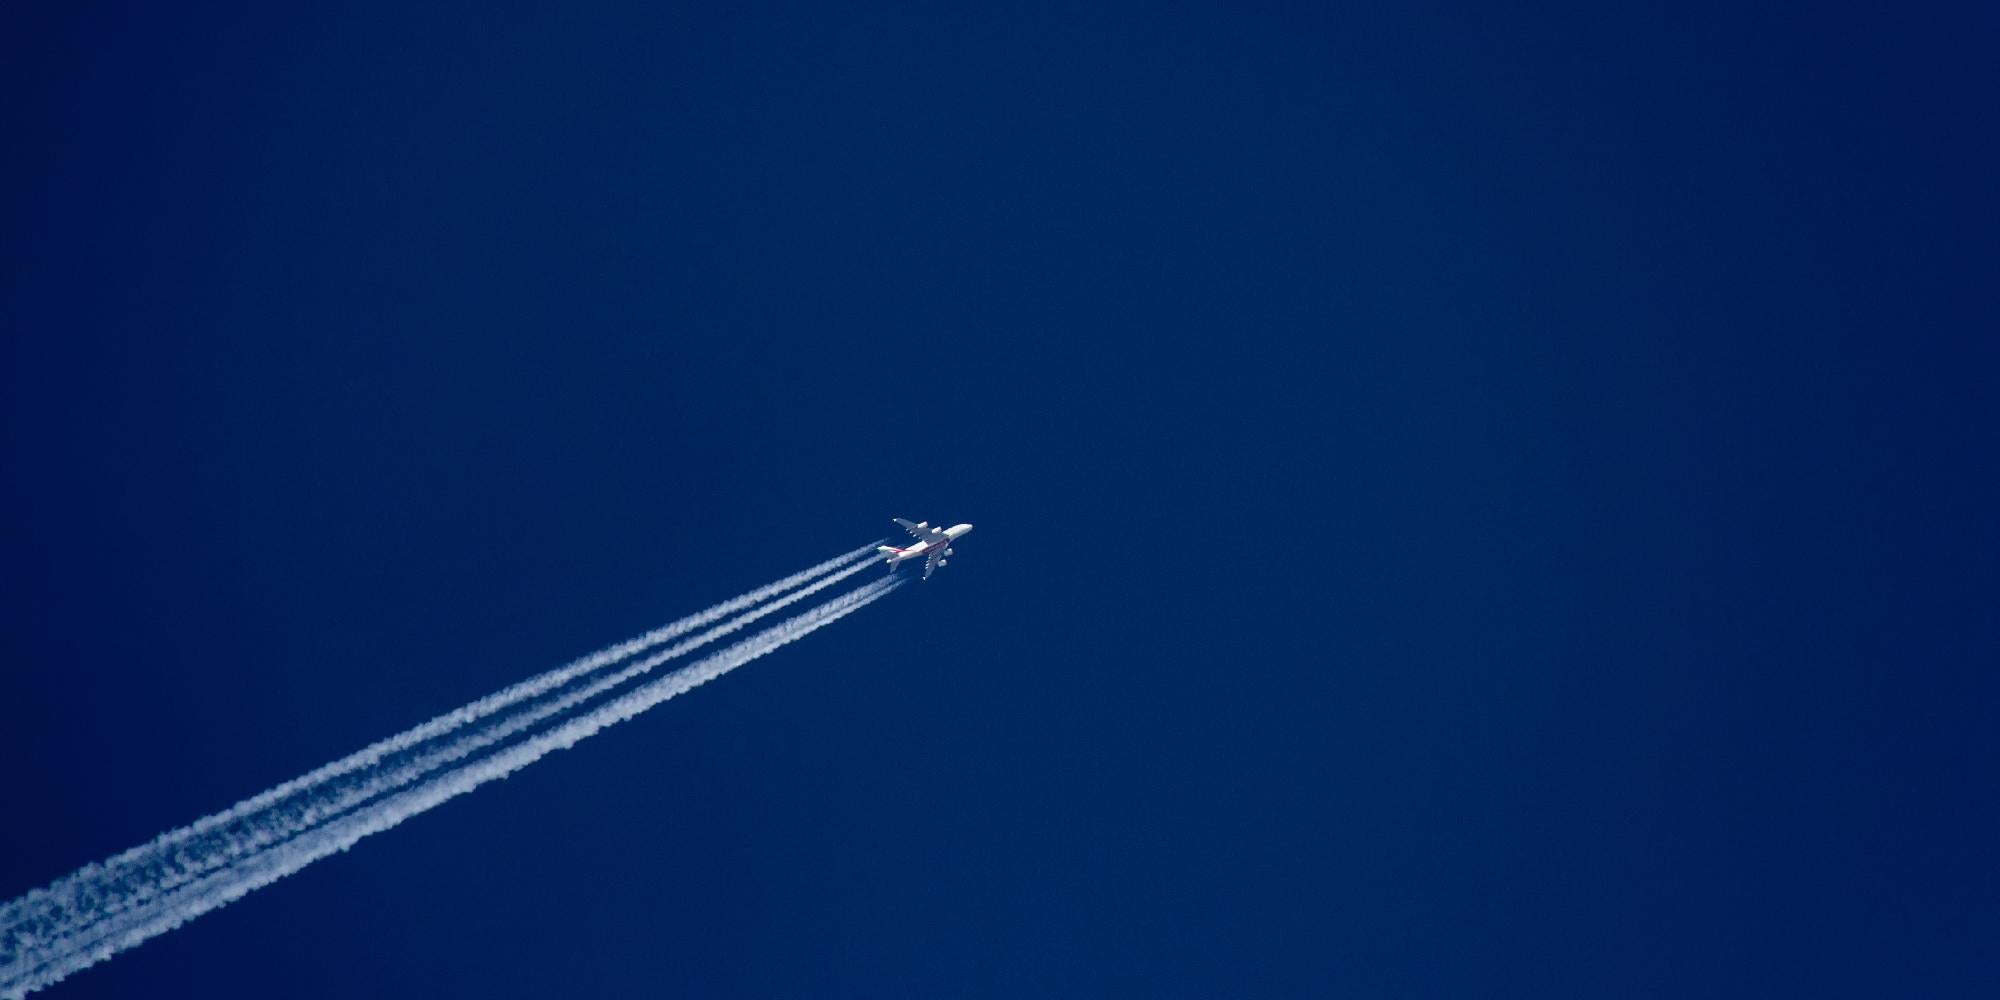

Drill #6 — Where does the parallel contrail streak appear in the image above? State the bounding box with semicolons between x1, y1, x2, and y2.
26;556;884;959
0;576;899;999
0;545;879;972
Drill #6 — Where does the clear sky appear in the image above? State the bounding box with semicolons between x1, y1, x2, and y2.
4;2;1995;997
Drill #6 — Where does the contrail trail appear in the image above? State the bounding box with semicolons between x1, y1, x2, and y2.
0;542;874;941
0;543;879;955
0;548;876;976
19;556;886;960
0;576;901;998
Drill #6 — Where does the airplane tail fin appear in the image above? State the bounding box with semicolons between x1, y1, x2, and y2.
876;545;901;566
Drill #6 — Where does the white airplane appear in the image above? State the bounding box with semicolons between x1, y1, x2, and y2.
877;518;974;580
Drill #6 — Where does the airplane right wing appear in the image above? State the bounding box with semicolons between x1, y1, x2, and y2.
894;518;942;542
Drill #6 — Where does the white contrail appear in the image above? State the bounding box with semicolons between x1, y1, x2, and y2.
0;545;879;971
0;576;900;999
20;556;885;960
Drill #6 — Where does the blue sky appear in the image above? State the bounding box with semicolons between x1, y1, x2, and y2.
4;3;1995;997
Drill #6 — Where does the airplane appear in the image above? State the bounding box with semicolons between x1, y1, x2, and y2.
877;518;974;580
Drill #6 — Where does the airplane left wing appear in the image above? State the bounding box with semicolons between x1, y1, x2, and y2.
923;547;945;580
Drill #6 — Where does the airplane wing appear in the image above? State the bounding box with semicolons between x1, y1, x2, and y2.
893;517;944;543
923;547;945;580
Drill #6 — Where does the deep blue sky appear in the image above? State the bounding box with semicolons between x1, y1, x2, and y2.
4;3;1995;996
